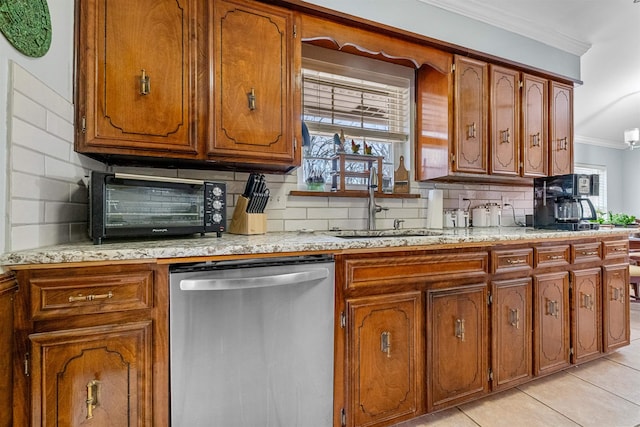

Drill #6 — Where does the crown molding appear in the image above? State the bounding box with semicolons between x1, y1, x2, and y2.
416;0;591;56
575;135;627;150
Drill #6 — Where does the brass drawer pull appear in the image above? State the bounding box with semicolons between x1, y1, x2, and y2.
547;255;564;260
580;251;599;256
506;258;527;265
547;300;559;318
612;247;627;252
582;293;594;311
69;291;113;303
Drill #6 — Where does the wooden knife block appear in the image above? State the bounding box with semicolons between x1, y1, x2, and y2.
229;196;267;235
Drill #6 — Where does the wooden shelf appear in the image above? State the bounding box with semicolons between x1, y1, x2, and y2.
289;190;420;199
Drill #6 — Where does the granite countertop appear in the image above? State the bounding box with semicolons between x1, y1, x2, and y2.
0;227;633;266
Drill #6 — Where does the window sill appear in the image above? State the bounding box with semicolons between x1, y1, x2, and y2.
289;190;420;199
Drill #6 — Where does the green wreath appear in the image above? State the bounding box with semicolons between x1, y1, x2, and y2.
0;0;51;58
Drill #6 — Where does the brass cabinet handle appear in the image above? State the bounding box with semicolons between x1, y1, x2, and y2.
380;331;391;358
531;132;541;147
455;318;465;341
547;255;564;260
509;308;520;329
506;258;527;265
248;87;256;111
467;122;477;139
612;287;625;303
582;293;594;311
86;379;100;419
140;69;150;95
501;128;510;144
613;247;627;252
69;291;113;303
558;137;568;150
580;251;599;256
547;299;559;318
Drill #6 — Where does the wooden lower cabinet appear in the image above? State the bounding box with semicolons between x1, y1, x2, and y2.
570;268;602;363
427;284;488;411
0;273;17;427
533;271;570;376
491;278;532;391
346;292;422;427
29;322;153;426
602;264;631;351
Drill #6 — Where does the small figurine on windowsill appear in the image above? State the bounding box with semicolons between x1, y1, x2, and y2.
351;139;360;154
364;139;372;155
334;130;346;153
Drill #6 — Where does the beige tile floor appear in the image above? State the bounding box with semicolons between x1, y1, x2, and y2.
396;302;640;427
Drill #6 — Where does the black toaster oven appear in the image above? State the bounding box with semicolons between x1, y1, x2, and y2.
89;172;226;244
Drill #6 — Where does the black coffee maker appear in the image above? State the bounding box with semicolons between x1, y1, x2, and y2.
533;174;599;231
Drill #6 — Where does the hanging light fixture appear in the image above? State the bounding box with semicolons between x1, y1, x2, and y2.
624;128;640;150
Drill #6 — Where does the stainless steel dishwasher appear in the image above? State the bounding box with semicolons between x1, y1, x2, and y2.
169;255;335;427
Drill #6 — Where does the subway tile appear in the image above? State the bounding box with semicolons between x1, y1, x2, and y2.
12;118;70;161
46;111;74;142
308;207;349;220
11;146;45;175
11;173;71;202
44;202;87;224
283;219;328;232
11;199;44;224
12;92;47;128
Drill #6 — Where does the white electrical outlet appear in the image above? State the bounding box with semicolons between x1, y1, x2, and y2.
269;191;287;210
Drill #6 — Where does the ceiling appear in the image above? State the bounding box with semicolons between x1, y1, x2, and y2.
419;0;640;150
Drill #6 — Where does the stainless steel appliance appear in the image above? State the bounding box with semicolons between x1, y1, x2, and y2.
89;172;226;244
169;255;335;427
533;173;599;230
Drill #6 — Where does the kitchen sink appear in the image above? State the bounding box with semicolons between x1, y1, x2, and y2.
332;229;443;239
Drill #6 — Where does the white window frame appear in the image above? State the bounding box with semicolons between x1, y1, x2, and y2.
574;163;607;215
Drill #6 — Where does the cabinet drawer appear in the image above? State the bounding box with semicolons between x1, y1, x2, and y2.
491;249;533;274
602;240;629;261
534;245;570;267
344;252;488;290
29;269;153;320
572;242;602;263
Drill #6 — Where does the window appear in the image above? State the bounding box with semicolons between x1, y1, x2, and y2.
574;163;607;214
301;48;412;189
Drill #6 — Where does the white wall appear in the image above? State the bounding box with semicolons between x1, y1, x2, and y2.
574;142;625;214
301;0;581;80
0;0;75;253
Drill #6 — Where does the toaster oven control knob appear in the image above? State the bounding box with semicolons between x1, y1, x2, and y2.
212;213;223;224
212;200;223;210
212;186;223;197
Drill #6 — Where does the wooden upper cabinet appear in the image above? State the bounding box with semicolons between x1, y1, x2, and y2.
522;74;549;177
549;81;574;176
453;56;489;174
209;0;301;170
75;0;203;157
490;65;520;176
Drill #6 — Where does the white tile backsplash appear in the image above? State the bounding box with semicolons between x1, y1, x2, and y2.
6;62;534;251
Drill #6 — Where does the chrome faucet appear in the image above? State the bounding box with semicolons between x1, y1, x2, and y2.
368;166;388;230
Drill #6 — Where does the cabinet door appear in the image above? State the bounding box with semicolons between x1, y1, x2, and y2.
522;74;548;177
427;284;488;411
490;66;520;176
347;292;422;427
210;0;301;169
76;0;202;156
602;264;630;351
571;268;602;363
549;81;573;175
453;56;488;174
533;272;570;376
491;278;532;391
29;322;152;426
0;274;17;427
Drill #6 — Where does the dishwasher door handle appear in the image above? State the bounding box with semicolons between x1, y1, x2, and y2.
179;268;330;291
